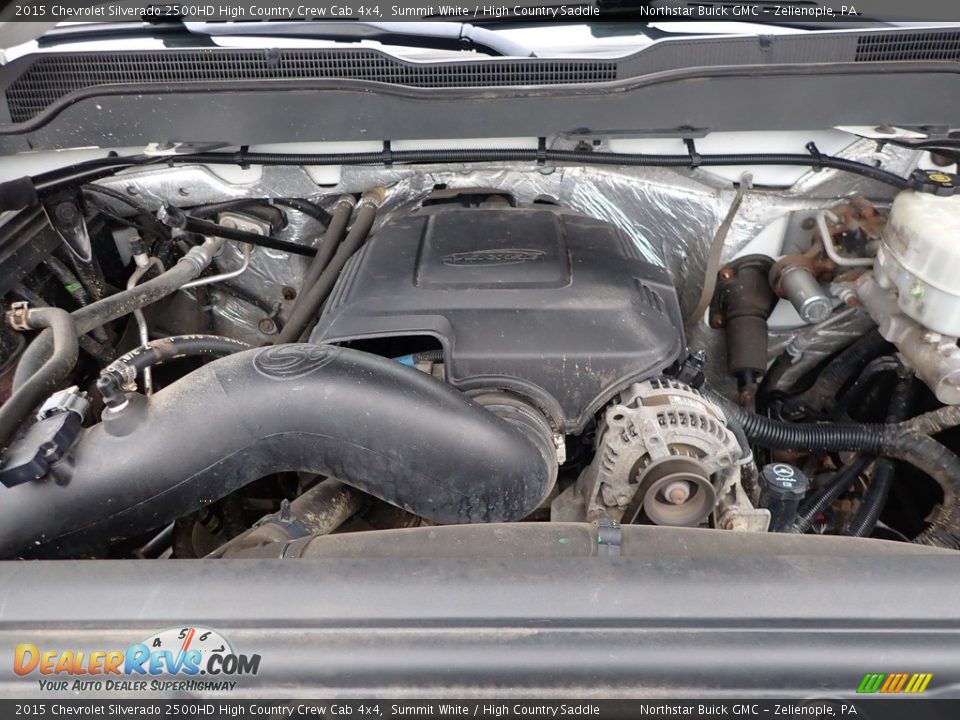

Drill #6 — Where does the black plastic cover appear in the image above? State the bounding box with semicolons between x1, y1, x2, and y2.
310;204;684;432
759;462;810;534
0;411;79;488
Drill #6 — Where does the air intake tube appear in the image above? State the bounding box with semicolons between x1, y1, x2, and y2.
0;345;557;558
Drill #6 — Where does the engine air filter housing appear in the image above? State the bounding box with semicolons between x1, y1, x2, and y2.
310;203;685;432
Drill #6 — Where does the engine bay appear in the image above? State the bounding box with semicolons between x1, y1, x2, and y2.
2;132;960;559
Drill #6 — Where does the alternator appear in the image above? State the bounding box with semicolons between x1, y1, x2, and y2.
554;379;743;527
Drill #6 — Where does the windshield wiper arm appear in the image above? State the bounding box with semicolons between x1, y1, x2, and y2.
183;21;537;58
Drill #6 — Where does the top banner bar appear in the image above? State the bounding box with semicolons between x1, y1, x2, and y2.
2;1;960;24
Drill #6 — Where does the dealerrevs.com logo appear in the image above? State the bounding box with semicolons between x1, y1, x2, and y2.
14;626;260;693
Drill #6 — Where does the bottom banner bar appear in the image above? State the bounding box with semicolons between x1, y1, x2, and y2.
0;700;957;720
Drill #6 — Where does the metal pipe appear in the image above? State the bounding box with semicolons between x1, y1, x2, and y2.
12;237;225;392
181;241;252;290
126;255;166;394
818;210;873;268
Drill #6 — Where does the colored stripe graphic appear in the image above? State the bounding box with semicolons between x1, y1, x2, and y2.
857;672;932;693
857;673;885;693
907;673;933;693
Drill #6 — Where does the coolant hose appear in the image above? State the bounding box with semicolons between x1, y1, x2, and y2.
0;344;556;558
11;239;224;392
0;307;78;449
706;388;960;548
276;188;383;343
298;196;355;295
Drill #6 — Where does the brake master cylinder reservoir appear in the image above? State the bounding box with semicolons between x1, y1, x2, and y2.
876;190;960;336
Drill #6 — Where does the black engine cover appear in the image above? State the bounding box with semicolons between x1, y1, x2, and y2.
310;204;684;432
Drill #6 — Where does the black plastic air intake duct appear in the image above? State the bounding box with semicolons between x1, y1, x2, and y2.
0;345;557;558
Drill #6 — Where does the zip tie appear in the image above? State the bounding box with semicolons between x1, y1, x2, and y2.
805;141;824;170
537;137;547;165
238;146;251;170
684;138;702;169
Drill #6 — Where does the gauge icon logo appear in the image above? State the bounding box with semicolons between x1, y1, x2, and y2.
141;626;233;664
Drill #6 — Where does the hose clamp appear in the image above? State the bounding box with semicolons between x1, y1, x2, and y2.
357;186;387;210
7;301;31;332
334;195;357;213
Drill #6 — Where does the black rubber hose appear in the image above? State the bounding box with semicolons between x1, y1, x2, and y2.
273;198;333;226
755;351;794;413
0;307;78;450
276;188;383;344
888;376;918;421
791;330;892;413
846;461;895;538
9;284;113;365
793;455;874;534
847;369;914;540
82;184;171;241
12;240;223;392
0;344;556;558
187;197;330;227
43;256;110;343
828;357;900;421
97;334;251;406
294;196;355;308
33;155;158;192
105;334;251;376
45;255;92;307
718;402;752;463
883;432;960;548
706;389;960;549
178;216;317;257
762;352;794;389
